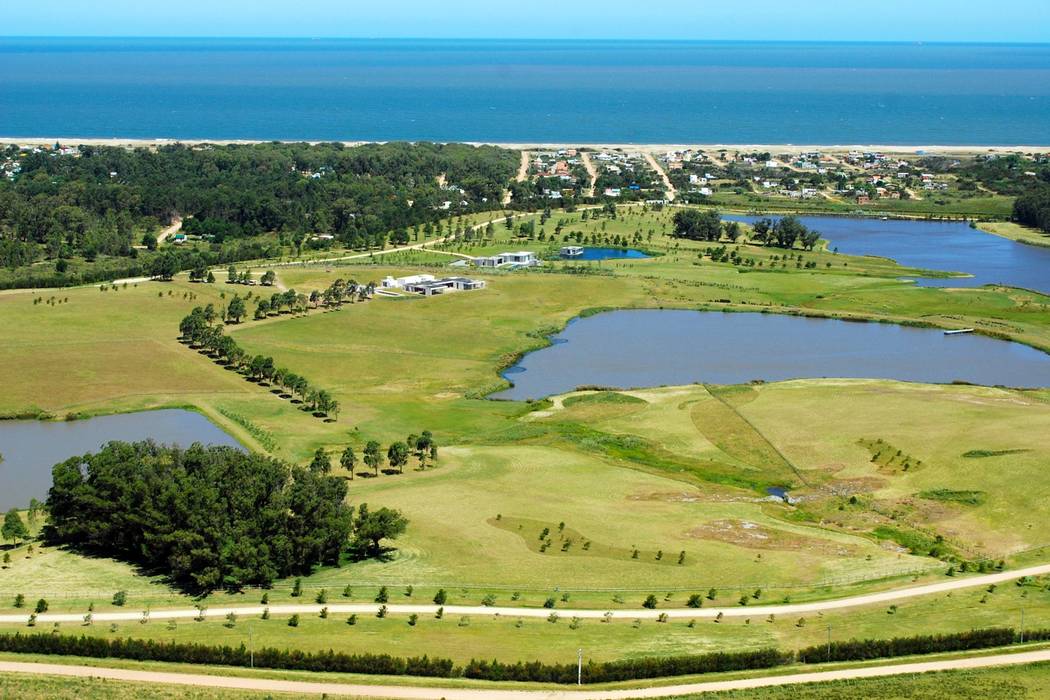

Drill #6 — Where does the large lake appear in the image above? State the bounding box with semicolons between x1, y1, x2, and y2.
1;39;1049;144
492;310;1050;401
724;215;1050;295
0;409;241;511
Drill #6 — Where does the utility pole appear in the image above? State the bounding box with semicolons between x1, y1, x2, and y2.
1021;607;1025;644
826;626;832;663
577;648;583;685
249;624;254;668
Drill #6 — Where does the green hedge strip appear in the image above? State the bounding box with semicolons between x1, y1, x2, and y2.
0;626;1045;684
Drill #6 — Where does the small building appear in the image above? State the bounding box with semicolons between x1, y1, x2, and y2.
403;277;487;296
382;274;435;289
473;251;539;268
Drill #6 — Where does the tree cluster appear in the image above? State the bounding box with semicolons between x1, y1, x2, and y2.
43;441;407;592
749;216;821;249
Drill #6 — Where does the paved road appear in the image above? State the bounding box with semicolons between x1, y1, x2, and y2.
3;563;1048;626
2;649;1049;699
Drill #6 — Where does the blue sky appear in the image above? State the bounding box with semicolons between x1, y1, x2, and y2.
5;0;1048;42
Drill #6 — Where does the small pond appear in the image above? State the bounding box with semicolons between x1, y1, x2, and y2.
0;409;242;511
723;215;1050;295
492;309;1050;401
561;247;650;261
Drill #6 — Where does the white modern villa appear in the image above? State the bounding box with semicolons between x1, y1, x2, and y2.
472;251;539;268
381;274;487;297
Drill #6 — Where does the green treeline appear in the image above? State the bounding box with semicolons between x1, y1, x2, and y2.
1;626;1047;683
0;141;517;284
44;441;407;592
1014;187;1050;234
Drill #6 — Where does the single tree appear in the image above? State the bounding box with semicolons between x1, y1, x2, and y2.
387;441;409;474
309;448;332;474
2;509;28;544
340;446;357;479
363;441;383;476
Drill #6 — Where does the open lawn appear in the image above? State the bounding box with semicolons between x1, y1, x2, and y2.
1;202;1049;664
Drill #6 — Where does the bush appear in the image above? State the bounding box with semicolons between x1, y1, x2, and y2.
34;599;48;614
288;614;299;627
111;591;127;607
433;589;447;605
375;586;389;603
642;595;658;609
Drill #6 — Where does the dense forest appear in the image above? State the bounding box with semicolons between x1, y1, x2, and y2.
1014;187;1050;234
0;141;518;286
44;441;408;592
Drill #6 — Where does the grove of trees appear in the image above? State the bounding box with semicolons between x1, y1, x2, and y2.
44;441;408;592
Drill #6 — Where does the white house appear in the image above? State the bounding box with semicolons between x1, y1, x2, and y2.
473;251;539;268
402;277;487;296
382;274;435;289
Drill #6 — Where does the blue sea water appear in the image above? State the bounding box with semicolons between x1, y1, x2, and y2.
2;38;1049;143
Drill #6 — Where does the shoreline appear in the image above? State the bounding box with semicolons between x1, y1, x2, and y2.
2;136;1048;155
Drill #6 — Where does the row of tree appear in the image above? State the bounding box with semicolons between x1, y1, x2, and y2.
44;440;407;592
311;432;438;481
178;305;339;419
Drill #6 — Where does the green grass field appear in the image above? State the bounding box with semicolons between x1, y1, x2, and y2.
1;201;1049;667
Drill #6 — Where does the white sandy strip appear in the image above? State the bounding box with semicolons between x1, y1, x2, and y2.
4;137;1049;155
2;649;1050;699
2;563;1048;626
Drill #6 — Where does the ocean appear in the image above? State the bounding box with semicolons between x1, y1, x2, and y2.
2;38;1049;144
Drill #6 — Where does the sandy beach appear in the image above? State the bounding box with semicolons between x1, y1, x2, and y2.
2;136;1048;156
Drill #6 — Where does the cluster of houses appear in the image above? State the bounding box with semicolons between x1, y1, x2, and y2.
593;151;656;198
530;150;583;199
381;274;486;297
2;143;81;180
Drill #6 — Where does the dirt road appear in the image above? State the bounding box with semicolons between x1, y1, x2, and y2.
643;153;676;202
2;649;1049;699
4;563;1048;626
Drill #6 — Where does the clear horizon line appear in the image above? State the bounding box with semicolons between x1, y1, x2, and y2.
2;35;1048;46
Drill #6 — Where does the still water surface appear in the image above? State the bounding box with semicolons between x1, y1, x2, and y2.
493;310;1050;401
0;409;241;510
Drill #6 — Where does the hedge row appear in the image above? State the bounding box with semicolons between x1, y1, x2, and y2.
0;627;1045;684
0;633;453;678
797;627;1028;664
463;648;788;683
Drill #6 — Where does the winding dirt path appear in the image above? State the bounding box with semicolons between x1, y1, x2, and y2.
2;649;1050;699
